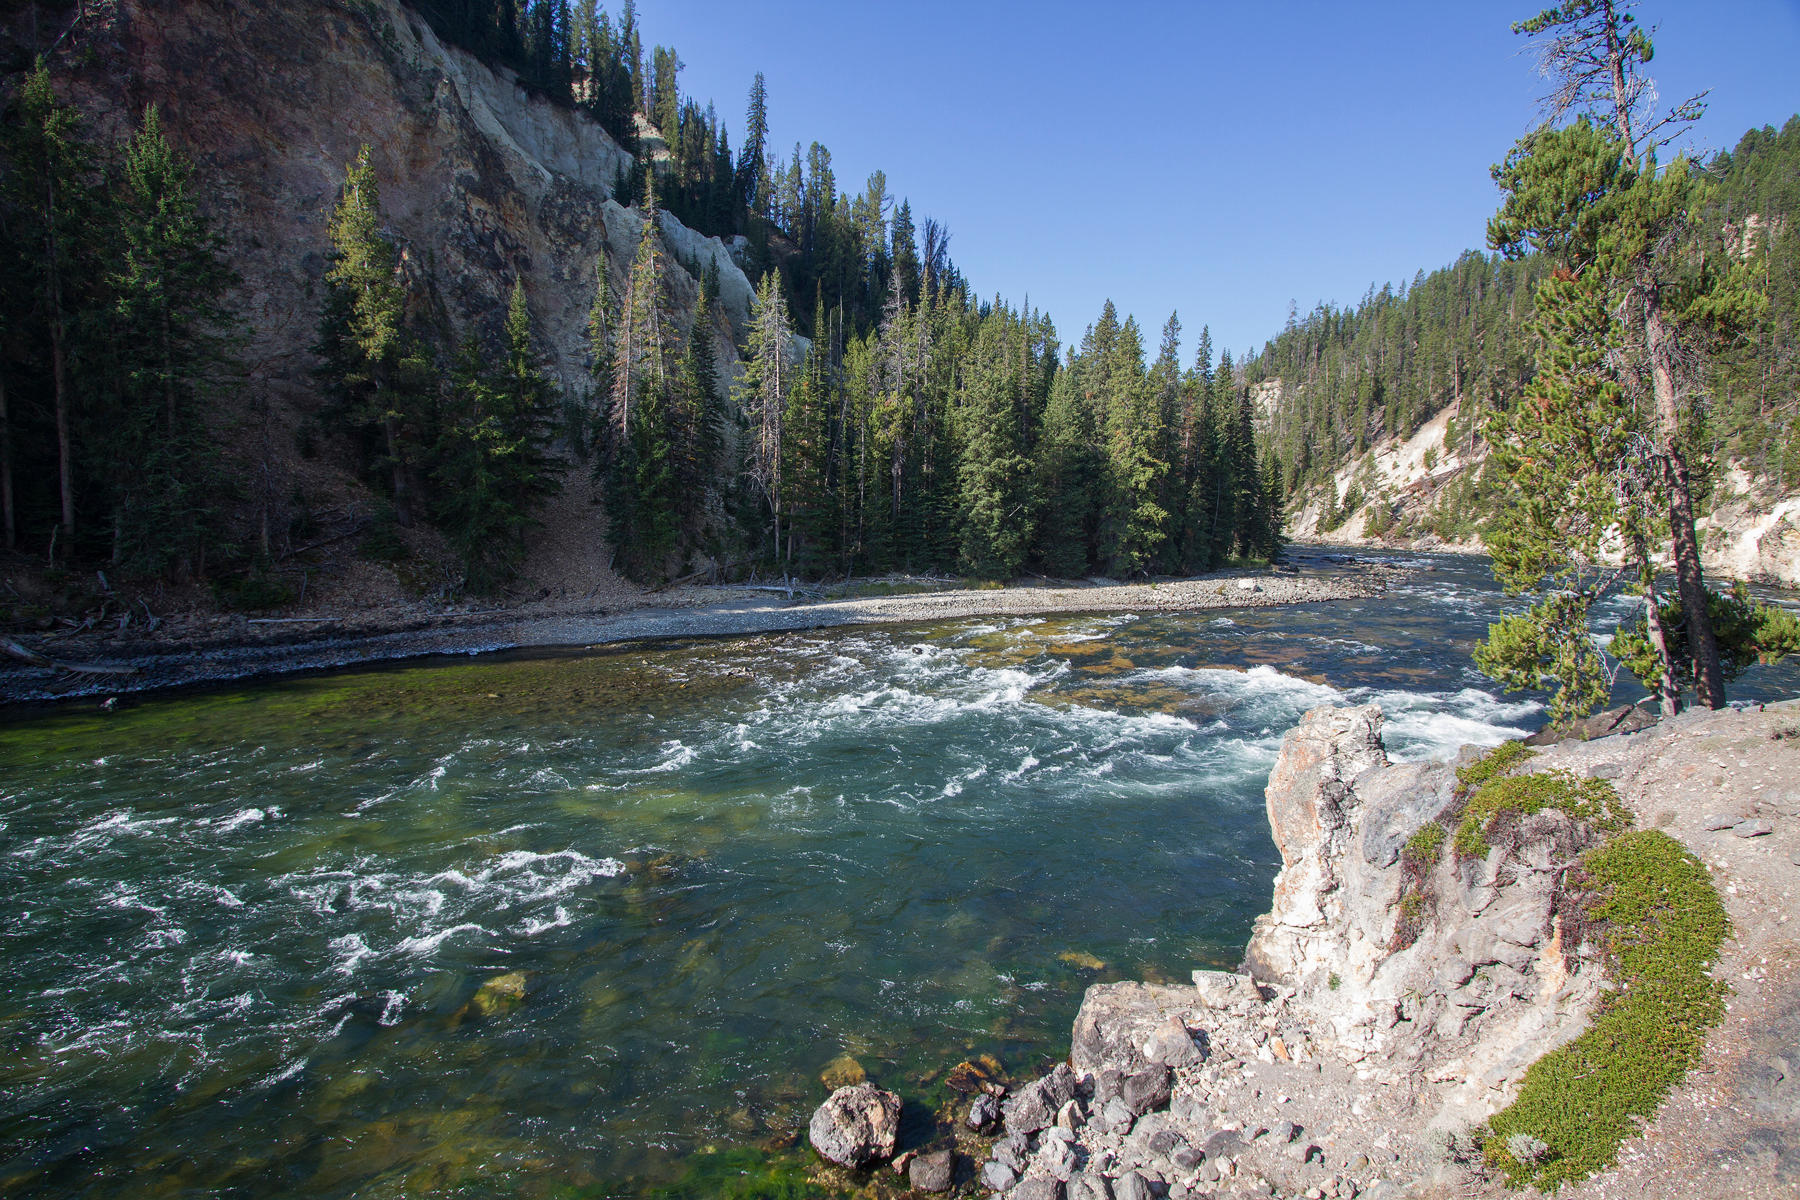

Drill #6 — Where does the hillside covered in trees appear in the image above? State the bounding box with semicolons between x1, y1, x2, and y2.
1;0;1794;607
1251;114;1800;544
0;0;1280;602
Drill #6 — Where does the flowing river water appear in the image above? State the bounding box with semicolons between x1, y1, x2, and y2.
3;552;1797;1198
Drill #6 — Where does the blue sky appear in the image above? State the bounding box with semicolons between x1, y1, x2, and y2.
646;0;1800;361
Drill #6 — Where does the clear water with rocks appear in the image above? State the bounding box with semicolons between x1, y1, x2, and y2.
3;552;1795;1198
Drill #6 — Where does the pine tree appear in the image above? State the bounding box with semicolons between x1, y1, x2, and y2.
1494;0;1763;709
100;104;239;576
1033;362;1101;577
956;315;1034;577
3;59;93;547
431;280;564;592
734;268;794;560
738;71;768;216
1474;266;1664;724
319;145;431;527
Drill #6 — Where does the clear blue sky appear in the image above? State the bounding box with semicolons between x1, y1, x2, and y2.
645;0;1800;361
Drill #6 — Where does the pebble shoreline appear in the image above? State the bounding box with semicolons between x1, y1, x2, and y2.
0;564;1402;706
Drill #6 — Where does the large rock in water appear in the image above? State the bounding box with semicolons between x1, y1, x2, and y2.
808;1083;901;1167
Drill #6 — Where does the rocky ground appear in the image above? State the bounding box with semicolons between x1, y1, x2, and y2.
810;698;1800;1200
0;562;1402;706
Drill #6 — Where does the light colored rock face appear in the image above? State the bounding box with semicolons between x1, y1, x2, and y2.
1285;400;1800;585
65;0;754;425
1698;467;1800;587
1243;704;1605;1128
1249;703;1390;948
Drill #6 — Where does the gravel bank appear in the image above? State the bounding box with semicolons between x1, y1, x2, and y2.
0;564;1401;707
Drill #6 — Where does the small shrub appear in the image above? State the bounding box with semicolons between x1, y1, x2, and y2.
1453;770;1628;859
1456;739;1536;795
1403;820;1446;872
1328;972;1342;991
1483;830;1729;1189
359;505;410;563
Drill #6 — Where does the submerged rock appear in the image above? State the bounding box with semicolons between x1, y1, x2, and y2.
808;1083;901;1167
819;1052;866;1090
468;971;527;1017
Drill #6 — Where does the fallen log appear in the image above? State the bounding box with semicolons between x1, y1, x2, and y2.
1;638;139;676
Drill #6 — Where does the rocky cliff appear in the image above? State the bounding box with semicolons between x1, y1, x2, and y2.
1284;393;1800;587
963;698;1800;1200
26;0;759;596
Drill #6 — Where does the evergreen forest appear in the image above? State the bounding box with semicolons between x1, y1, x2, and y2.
1;0;1796;597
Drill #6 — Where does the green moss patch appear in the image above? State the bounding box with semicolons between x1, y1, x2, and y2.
1403;820;1447;871
1453;770;1627;859
1483;830;1730;1190
1456;739;1536;794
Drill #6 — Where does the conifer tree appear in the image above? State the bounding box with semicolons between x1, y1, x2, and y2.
4;60;92;546
101;104;238;576
1033;363;1101;577
734;269;793;560
431;281;563;593
1493;0;1763;709
956;315;1034;577
738;71;769;216
319;145;432;527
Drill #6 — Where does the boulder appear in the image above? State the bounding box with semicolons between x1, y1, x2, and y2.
1192;969;1263;1009
1067;1174;1113;1200
981;1160;1019;1192
1112;1171;1155;1200
1003;1062;1076;1134
1119;1065;1172;1116
967;1091;1001;1131
808;1083;901;1168
908;1148;955;1193
1144;1014;1205;1067
1072;981;1198;1074
1015;1178;1067;1200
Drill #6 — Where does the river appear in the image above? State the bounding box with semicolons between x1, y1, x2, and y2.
3;551;1796;1198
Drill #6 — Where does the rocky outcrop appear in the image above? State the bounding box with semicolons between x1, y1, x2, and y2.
1285;398;1800;585
974;704;1644;1200
58;0;756;398
1697;466;1800;587
1243;705;1606;1125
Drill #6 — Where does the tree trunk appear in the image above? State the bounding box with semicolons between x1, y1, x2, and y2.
384;414;413;527
0;368;14;550
51;306;74;542
46;171;75;543
1632;534;1683;714
1644;298;1725;707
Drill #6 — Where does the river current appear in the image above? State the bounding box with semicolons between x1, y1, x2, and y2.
3;552;1796;1198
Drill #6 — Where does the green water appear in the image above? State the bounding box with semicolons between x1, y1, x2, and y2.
4;554;1795;1198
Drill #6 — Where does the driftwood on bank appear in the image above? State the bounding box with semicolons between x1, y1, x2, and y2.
1;638;138;676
